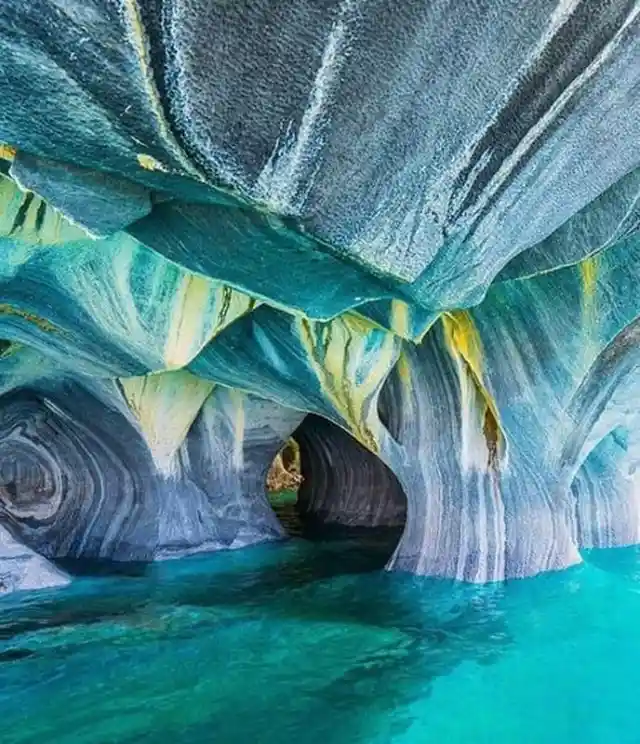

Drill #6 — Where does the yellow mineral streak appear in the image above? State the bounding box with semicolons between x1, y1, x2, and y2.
395;349;412;385
390;299;410;339
164;277;257;369
0;304;59;334
120;370;214;474
0;175;87;244
580;254;599;325
578;254;601;372
0;144;16;161
442;311;505;468
298;313;397;453
442;311;484;383
122;0;203;179
136;153;168;172
164;275;215;369
580;255;599;299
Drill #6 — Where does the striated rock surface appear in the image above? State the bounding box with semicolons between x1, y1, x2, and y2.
296;415;406;528
0;0;638;590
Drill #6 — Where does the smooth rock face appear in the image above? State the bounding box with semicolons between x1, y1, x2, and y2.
0;1;638;591
2;1;638;318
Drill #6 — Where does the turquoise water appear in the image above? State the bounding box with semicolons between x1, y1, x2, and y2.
2;535;640;744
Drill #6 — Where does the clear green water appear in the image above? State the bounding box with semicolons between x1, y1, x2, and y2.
2;535;640;744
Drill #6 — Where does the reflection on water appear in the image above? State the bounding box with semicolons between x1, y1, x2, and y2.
1;535;640;744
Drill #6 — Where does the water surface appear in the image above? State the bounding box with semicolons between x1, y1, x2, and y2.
1;535;639;744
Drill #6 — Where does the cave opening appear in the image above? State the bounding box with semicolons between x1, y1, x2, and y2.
267;414;408;567
266;435;305;537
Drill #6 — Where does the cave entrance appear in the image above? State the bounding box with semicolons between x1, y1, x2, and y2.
267;436;305;536
267;415;407;565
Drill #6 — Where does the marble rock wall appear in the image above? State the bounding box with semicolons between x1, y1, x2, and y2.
0;369;303;570
0;1;639;592
382;238;640;582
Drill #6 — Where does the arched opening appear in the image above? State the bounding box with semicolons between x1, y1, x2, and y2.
267;414;407;564
572;425;640;577
266;437;304;536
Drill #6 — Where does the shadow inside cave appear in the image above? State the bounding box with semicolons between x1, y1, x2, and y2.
267;412;408;574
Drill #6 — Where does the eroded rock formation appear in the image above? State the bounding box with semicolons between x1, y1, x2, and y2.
0;0;638;591
295;415;406;528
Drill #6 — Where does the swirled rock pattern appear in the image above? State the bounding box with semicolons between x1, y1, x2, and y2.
0;1;638;592
0;365;303;569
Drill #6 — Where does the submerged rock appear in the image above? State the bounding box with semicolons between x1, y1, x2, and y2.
0;525;69;594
